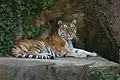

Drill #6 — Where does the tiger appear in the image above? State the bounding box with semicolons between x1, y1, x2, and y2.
11;20;97;59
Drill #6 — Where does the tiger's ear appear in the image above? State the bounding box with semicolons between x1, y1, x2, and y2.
58;20;63;26
72;20;76;25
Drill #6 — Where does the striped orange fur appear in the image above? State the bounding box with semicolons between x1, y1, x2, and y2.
11;20;77;59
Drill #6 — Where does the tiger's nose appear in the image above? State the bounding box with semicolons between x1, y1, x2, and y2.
69;33;72;35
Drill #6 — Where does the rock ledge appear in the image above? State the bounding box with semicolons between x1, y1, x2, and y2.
0;57;119;80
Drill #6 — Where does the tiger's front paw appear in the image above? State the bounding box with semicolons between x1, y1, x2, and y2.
73;49;98;57
90;52;97;57
78;53;88;58
76;52;97;58
71;52;88;58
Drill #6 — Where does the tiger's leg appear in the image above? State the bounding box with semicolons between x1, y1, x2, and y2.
70;48;97;57
27;46;55;59
64;48;97;58
27;51;54;59
14;48;54;59
35;40;56;59
58;48;83;58
11;41;55;59
66;39;97;58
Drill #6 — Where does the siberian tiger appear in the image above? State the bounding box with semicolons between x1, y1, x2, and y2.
11;20;97;59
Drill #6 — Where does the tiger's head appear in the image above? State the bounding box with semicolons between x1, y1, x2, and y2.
57;20;77;40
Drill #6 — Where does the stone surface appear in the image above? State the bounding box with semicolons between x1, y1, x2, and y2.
0;57;119;80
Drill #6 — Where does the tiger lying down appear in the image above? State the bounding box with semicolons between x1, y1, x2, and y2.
11;20;97;59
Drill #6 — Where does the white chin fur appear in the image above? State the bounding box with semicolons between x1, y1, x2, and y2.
65;37;73;40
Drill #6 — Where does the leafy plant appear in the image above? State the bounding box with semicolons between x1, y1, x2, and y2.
23;25;43;39
0;0;53;56
91;67;120;80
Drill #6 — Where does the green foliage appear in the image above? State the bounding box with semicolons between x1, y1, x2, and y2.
0;0;53;56
91;67;120;80
23;25;43;39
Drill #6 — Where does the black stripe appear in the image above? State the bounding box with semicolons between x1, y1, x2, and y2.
42;39;52;55
55;54;58;57
47;56;49;59
21;43;29;50
25;54;29;58
35;42;42;46
38;56;42;59
50;56;54;59
34;47;41;53
17;45;27;53
30;48;40;54
37;40;50;53
43;56;46;59
42;39;50;48
63;52;68;57
50;49;54;56
18;55;22;58
32;55;36;58
12;47;17;50
40;39;47;47
45;45;50;53
34;40;44;47
31;41;42;53
36;49;40;53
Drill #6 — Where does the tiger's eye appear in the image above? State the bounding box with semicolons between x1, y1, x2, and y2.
61;33;64;36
